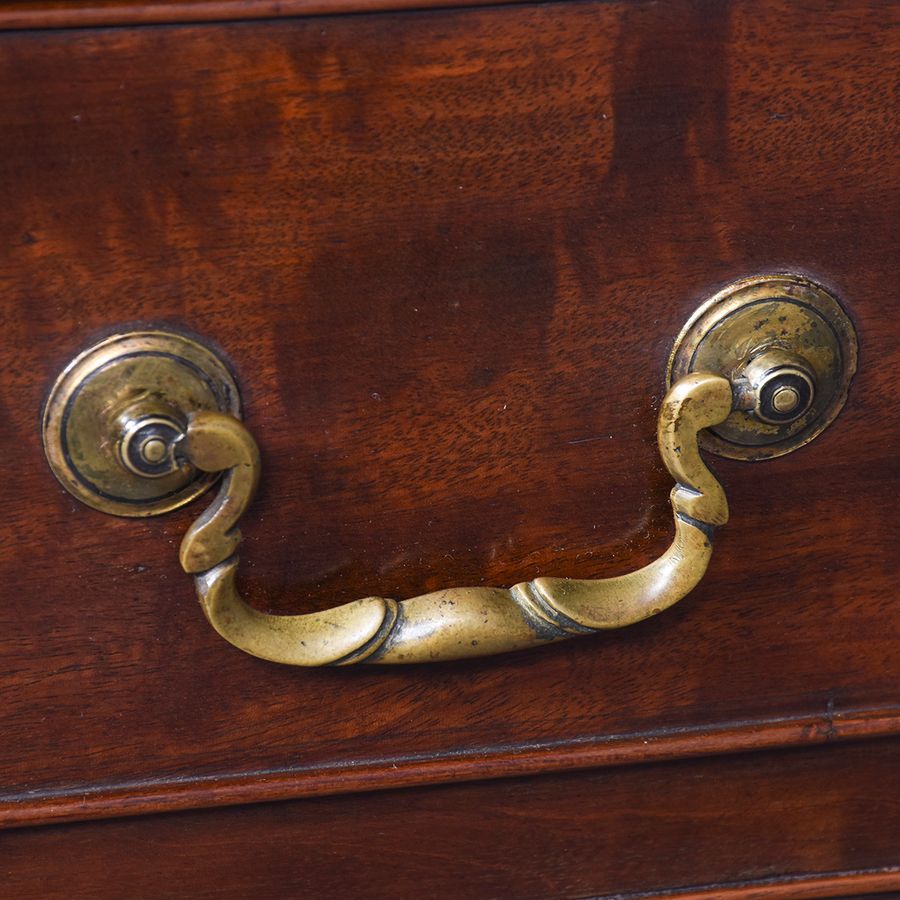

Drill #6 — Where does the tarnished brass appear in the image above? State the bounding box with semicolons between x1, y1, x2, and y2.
44;282;857;664
667;274;857;460
174;373;732;665
42;331;240;516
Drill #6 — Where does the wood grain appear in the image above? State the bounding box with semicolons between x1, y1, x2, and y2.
0;0;897;832
0;0;532;31
4;741;900;899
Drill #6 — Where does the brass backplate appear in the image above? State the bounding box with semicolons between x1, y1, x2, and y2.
667;274;857;460
43;330;241;516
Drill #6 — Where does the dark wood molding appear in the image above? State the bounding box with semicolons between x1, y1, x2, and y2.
0;0;530;31
5;742;900;898
624;869;900;900
3;705;898;829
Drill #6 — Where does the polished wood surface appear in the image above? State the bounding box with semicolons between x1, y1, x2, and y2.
5;741;900;898
0;0;897;842
0;0;527;31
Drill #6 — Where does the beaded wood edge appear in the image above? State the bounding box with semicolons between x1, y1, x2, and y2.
177;372;732;666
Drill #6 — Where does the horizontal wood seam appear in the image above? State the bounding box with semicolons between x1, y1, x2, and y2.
615;867;900;900
3;704;898;831
0;0;532;32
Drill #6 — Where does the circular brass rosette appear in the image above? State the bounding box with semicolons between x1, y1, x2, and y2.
667;274;858;460
43;330;240;516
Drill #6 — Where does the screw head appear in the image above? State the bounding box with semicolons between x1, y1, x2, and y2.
119;414;186;478
139;436;170;465
771;385;801;414
747;351;816;425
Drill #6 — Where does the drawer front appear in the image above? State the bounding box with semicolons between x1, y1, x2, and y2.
0;0;897;864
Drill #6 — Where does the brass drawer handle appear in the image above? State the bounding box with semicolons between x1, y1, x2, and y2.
178;373;729;665
43;275;857;666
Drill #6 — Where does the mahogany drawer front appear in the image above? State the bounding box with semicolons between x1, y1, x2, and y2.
0;0;897;879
